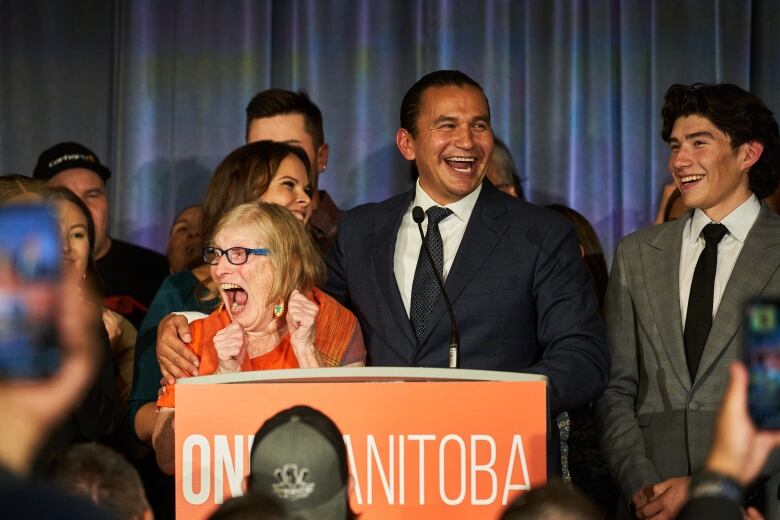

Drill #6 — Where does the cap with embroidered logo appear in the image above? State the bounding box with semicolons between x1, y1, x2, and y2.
33;142;111;182
249;405;349;520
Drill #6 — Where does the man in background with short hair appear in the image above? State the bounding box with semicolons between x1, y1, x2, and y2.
245;88;341;254
33;142;169;328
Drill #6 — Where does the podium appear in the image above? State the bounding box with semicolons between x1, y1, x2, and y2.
174;367;548;519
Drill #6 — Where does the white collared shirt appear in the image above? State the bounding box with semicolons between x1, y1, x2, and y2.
679;194;761;325
394;180;482;317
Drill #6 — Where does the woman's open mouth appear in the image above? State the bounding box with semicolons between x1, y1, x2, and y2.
220;283;248;314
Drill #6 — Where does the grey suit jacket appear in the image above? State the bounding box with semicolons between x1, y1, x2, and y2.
595;206;780;500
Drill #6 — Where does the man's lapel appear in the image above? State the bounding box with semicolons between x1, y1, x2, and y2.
417;184;509;348
641;215;691;390
372;191;418;353
695;207;780;385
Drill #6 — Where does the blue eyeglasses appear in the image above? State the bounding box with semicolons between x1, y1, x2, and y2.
202;246;270;265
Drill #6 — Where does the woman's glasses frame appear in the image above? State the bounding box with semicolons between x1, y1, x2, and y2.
202;246;269;265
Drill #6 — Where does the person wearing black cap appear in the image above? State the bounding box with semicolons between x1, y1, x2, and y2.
247;405;355;520
34;142;169;328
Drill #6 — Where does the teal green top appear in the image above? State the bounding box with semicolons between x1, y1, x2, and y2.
127;271;218;439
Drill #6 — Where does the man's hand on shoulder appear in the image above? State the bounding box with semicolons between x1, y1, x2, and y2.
156;313;198;383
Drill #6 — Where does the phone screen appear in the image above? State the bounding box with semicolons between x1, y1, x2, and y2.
745;300;780;429
0;203;61;378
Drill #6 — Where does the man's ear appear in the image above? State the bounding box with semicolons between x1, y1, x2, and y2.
316;143;330;174
396;128;417;161
740;140;765;172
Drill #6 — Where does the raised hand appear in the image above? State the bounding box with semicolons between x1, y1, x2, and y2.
213;321;247;373
286;290;320;367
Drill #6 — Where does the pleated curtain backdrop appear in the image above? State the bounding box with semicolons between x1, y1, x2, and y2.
1;0;779;261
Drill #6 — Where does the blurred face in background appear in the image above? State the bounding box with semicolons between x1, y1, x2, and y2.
47;168;110;259
167;205;203;273
57;199;91;280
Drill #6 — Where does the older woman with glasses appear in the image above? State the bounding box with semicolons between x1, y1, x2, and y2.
152;202;365;474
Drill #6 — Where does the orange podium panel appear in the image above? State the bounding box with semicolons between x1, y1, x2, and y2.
174;367;547;519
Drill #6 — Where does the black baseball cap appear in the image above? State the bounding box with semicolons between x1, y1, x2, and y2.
249;405;349;520
33;142;111;182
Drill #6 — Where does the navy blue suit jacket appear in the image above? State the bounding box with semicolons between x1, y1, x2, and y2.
325;181;609;416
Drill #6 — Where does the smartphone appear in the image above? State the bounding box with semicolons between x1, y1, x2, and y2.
0;203;61;378
745;299;780;429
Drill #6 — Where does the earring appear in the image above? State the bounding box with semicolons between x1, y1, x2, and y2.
273;302;284;319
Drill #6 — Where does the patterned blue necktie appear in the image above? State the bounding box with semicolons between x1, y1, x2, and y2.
410;206;453;342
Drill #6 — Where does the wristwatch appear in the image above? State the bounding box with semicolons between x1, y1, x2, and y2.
689;470;743;503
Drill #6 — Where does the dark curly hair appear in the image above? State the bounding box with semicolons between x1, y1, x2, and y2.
661;83;780;199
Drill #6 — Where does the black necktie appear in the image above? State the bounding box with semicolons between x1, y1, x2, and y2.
410;206;453;342
684;223;729;380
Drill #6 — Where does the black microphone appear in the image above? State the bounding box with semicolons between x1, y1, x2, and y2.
412;206;460;368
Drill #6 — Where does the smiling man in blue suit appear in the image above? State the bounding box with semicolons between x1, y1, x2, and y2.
325;70;610;471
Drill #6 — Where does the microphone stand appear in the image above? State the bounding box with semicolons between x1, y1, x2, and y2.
412;206;460;368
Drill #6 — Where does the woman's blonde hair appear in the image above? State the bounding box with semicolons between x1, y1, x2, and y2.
206;202;324;305
0;174;43;202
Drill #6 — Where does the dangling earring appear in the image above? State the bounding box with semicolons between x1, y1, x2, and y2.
273;302;284;319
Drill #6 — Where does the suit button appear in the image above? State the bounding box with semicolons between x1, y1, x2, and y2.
688;401;700;411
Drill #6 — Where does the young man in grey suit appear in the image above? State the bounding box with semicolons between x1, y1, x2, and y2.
595;83;780;520
325;70;610;471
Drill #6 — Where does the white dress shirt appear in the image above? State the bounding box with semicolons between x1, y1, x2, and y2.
394;180;482;317
679;194;761;325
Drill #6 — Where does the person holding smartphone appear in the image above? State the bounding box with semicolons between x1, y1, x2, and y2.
679;361;780;520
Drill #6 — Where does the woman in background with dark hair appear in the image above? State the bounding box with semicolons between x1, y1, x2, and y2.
32;187;120;476
46;187;136;404
547;203;617;518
